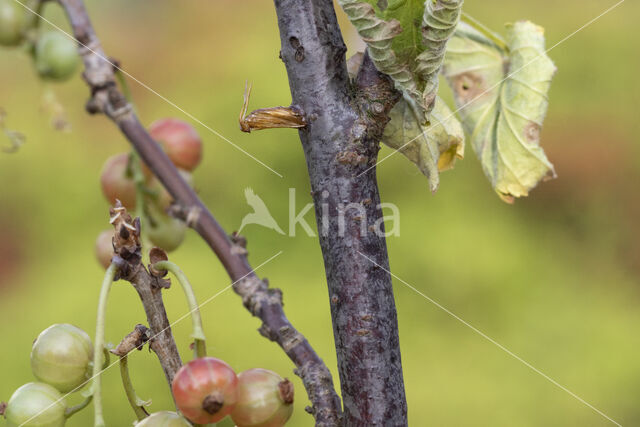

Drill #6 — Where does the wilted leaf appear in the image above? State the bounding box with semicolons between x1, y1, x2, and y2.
443;21;556;202
382;97;464;192
339;0;462;120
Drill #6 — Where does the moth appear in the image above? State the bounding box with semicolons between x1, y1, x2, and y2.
239;82;306;133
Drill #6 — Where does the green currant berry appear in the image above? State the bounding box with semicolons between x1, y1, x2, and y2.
134;411;191;426
4;383;66;427
95;230;114;269
100;153;137;209
31;324;93;393
149;118;202;171
34;31;78;82
0;0;26;47
231;369;294;427
146;169;193;210
146;204;186;252
172;357;238;424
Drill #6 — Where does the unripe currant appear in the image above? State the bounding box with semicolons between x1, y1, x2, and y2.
146;169;193;210
135;411;191;427
95;230;114;269
231;369;294;427
149;118;202;171
31;324;93;393
146;206;186;252
100;153;137;209
4;383;66;427
172;357;238;424
0;0;27;47
34;32;79;82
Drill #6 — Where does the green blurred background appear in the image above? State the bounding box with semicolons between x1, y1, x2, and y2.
1;0;639;425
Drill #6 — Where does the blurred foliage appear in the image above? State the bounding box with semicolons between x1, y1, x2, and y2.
1;0;639;426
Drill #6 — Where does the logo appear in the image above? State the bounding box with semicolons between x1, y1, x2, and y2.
238;188;285;235
237;188;400;238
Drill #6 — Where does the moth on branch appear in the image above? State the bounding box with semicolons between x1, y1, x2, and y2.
239;82;306;133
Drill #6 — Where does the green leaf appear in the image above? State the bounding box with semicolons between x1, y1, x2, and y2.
382;96;465;192
443;21;556;202
339;0;462;119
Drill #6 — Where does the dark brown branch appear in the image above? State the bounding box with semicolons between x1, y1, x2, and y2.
109;204;182;385
56;0;341;423
273;0;408;423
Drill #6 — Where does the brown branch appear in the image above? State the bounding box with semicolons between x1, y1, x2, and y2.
56;0;341;423
272;0;408;423
109;204;182;386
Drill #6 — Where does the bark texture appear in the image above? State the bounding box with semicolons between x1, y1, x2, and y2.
273;0;408;423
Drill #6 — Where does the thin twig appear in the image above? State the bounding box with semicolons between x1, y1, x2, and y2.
108;203;182;387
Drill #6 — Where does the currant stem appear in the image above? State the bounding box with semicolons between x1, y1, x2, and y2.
461;12;508;52
152;260;207;359
128;151;152;252
64;395;92;419
93;262;117;427
118;355;149;421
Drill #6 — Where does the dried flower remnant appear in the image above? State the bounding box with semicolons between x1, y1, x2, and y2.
111;324;150;356
0;108;25;153
41;90;71;132
239;82;306;133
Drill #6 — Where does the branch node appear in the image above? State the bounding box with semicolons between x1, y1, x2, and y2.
185;206;202;228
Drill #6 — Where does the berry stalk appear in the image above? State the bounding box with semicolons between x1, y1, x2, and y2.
118;355;149;421
92;262;117;427
152;260;207;358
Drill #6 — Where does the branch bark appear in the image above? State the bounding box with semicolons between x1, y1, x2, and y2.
56;0;342;423
273;0;408;424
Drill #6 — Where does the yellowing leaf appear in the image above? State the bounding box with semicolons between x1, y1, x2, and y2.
443;21;556;202
382;97;465;192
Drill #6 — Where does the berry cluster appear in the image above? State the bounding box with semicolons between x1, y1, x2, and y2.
0;0;78;82
95;118;202;265
172;358;294;426
3;324;93;426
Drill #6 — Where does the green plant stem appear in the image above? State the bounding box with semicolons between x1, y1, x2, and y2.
64;396;92;419
118;355;149;421
152;261;207;358
461;12;508;52
93;263;117;427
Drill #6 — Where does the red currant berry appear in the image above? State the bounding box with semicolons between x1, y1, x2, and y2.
31;324;93;393
4;383;66;427
172;357;238;424
134;411;191;426
231;369;294;427
149;118;202;171
100;153;137;209
95;230;114;269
